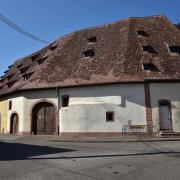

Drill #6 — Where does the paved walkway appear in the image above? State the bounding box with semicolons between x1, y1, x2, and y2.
1;134;180;142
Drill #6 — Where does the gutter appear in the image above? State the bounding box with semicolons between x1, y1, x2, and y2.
56;87;60;135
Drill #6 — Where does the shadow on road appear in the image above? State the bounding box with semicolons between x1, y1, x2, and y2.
0;141;74;161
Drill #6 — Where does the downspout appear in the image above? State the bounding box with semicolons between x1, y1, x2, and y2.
56;87;60;136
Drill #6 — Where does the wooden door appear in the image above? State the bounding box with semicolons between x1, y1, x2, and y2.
10;114;19;134
160;105;170;130
32;102;55;135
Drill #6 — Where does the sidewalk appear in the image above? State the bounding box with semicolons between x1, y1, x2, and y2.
1;134;180;142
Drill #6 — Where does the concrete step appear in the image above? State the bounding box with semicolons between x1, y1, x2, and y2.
159;131;180;137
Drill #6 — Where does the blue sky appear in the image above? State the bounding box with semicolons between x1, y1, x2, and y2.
0;0;179;75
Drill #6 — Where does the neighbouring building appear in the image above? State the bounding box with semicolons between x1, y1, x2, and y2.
0;15;180;137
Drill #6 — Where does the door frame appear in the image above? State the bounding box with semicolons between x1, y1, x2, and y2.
30;99;58;135
158;99;172;131
10;112;19;134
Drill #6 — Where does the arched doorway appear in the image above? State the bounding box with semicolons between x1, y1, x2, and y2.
159;100;172;131
10;113;19;134
32;101;56;135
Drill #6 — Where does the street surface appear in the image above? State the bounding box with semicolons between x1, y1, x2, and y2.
0;135;180;180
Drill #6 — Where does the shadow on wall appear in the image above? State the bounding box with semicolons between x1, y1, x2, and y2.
0;141;74;161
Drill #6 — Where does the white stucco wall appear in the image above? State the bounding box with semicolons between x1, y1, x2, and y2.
7;84;147;134
150;83;180;132
7;90;58;133
60;84;146;133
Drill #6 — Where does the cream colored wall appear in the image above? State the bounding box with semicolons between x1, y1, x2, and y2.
8;90;58;133
150;83;180;132
7;84;147;134
60;84;146;133
0;99;8;133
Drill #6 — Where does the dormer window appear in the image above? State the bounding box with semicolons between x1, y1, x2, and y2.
50;45;58;51
143;46;157;54
169;46;180;55
7;80;16;88
7;74;14;81
88;36;97;43
17;64;22;69
83;49;95;58
137;30;149;37
37;57;47;65
20;66;29;74
23;73;33;81
142;63;159;72
31;54;40;62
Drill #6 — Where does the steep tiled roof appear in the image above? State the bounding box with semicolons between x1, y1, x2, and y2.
1;15;180;95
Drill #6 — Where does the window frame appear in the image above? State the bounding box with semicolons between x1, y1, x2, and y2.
88;36;97;43
61;95;70;108
9;100;12;110
83;49;95;58
106;111;115;122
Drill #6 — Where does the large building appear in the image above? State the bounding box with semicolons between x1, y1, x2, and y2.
0;15;180;136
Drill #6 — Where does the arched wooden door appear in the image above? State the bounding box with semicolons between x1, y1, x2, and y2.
10;113;19;134
32;102;56;135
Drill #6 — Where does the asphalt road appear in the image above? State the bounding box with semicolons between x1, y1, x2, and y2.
0;135;180;180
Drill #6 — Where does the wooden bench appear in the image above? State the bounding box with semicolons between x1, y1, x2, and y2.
130;125;145;129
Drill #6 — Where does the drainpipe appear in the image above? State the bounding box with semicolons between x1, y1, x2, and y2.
56;87;60;136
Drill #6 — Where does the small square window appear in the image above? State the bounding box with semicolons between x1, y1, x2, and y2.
9;100;12;110
17;64;22;69
50;45;58;51
61;95;69;107
143;46;157;54
88;36;97;43
169;46;180;55
20;66;29;74
37;57;47;65
106;112;114;122
31;54;40;62
137;30;149;37
142;63;159;72
23;73;33;81
83;49;95;58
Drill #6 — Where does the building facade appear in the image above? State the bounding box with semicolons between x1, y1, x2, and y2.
0;15;180;136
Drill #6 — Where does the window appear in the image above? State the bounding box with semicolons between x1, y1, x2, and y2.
17;64;22;69
143;63;159;72
83;49;95;58
7;74;14;81
37;57;47;65
20;66;29;74
143;46;157;54
9;100;12;110
137;30;149;37
61;95;69;107
23;73;33;81
7;81;16;88
106;112;114;122
169;46;180;55
31;54;40;62
88;36;97;43
50;45;58;51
